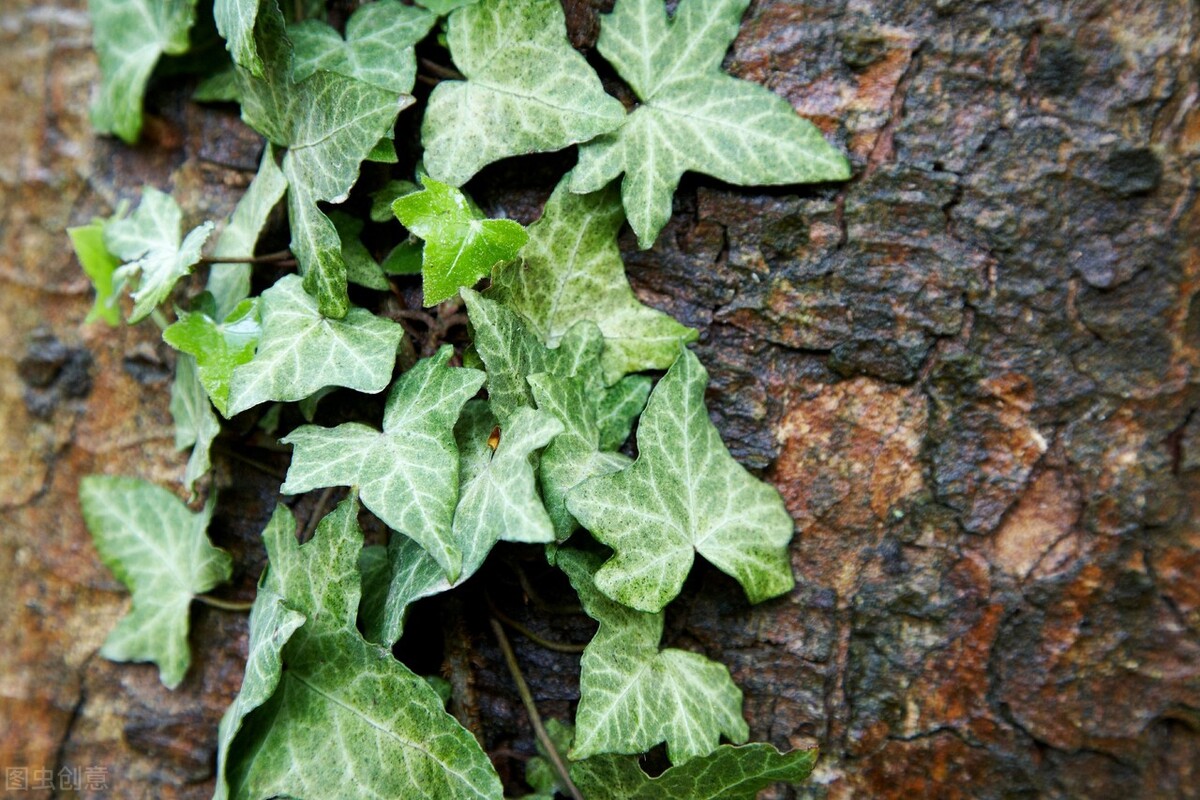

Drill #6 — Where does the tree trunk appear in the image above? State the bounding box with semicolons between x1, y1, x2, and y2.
1;0;1197;798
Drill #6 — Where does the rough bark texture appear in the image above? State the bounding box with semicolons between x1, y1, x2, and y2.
1;0;1197;798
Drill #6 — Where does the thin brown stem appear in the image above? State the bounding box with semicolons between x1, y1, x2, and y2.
490;601;588;654
200;249;294;265
488;617;584;800
513;560;584;615
217;446;287;481
196;594;255;612
419;57;465;81
300;486;337;542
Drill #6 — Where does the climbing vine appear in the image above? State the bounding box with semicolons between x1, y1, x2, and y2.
73;0;849;796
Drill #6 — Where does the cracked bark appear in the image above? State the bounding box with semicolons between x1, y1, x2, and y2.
1;0;1198;798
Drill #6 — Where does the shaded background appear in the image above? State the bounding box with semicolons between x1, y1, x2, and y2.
1;0;1198;797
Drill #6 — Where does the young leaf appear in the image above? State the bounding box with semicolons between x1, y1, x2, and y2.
421;0;625;186
78;476;230;689
170;353;221;492
222;499;503;799
461;288;604;424
214;0;263;76
164;299;261;417
103;188;214;323
290;0;436;94
363;401;561;645
237;2;411;317
226;275;403;415
491;180;695;383
559;549;748;764
89;0;197;143
68;220;121;326
206;145;288;319
567;348;796;612
281;347;485;581
392;178;528;306
570;744;817;799
529;371;629;541
570;0;851;247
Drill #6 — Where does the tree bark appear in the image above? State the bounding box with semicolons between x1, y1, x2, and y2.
1;0;1197;798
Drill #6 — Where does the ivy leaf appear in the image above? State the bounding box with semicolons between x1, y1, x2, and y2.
214;0;263;76
103;188;214;324
170;353;221;492
570;0;851;247
523;719;574;800
529;372;629;541
559;549;748;764
68;220;121;326
78;476;230;689
89;0;197;143
571;744;817;799
461;288;604;424
206;145;288;319
226;274;404;415
491;180;695;383
290;0;436;94
237;3;411;317
364;401;560;645
567;349;795;612
164;299;261;417
416;0;480;14
212;593;305;800
281;347;486;581
370;179;418;223
392;178;528;306
329;211;390;291
222;499;503;799
597;374;652;451
421;0;625;186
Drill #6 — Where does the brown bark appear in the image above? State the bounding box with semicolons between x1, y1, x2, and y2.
1;0;1198;798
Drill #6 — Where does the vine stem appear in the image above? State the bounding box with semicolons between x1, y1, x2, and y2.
419;57;465;81
488;617;584;800
488;598;587;654
196;594;255;612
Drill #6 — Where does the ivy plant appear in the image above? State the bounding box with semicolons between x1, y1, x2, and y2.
73;0;849;796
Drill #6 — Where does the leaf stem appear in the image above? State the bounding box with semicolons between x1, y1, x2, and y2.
150;308;170;331
489;601;587;654
196;594;255;612
488;616;584;800
419;57;465;81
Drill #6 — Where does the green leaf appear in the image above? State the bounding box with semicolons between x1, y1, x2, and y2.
597;374;652;451
78;476;230;689
290;0;436;94
207;144;288;319
329;211;389;291
421;0;625;186
364;401;561;645
103;188;214;323
281;347;485;581
559;549;748;764
392;178;528;306
570;0;851;247
193;67;241;103
212;593;305;800
89;0;197;143
416;0;480;15
237;2;412;317
461;288;604;425
214;0;263;76
529;371;629;541
223;499;503;799
567;349;795;612
164;299;261;417
571;744;817;799
170;353;221;492
68;221;121;326
370;179;418;223
366;135;399;163
226;275;403;414
523;719;574;800
491;179;695;383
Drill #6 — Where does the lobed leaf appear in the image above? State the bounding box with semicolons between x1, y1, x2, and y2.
69;220;121;326
570;0;851;247
78;476;230;689
567;348;796;612
169;353;221;492
164;299;261;417
421;0;625;185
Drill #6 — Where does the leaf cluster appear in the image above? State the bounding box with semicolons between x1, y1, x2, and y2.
74;0;849;796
